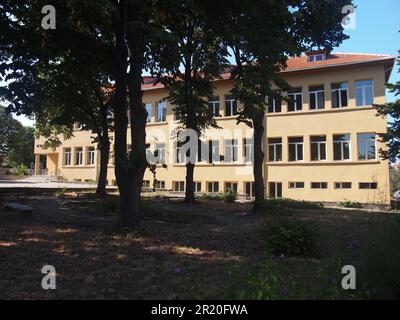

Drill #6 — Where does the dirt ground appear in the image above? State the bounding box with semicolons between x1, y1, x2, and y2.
0;192;398;299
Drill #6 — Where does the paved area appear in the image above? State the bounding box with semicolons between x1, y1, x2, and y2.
0;176;97;189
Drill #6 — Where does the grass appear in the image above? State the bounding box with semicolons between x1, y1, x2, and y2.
1;192;399;299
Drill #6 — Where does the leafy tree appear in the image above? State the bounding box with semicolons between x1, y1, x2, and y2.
375;50;400;162
221;0;352;212
155;1;228;204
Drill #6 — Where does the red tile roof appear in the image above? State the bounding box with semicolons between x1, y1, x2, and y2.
142;53;394;91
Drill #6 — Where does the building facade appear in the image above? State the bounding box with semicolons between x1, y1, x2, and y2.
34;52;395;204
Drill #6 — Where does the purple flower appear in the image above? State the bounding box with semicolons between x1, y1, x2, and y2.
280;287;289;296
174;267;182;273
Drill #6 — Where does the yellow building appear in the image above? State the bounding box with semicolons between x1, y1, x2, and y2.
34;52;395;205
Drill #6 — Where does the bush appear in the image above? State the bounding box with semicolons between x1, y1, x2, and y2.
265;219;319;257
265;198;323;210
337;200;363;208
13;164;29;176
196;193;224;201
224;188;237;203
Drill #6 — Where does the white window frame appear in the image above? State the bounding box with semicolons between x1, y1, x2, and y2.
288;137;304;162
155;143;166;164
309;86;325;110
355;80;374;107
310;136;327;161
87;147;95;165
311;182;328;189
331;82;348;108
334;182;352;189
145;103;152;122
268;138;282;162
156;101;167;122
243;138;254;163
245;182;255;198
173;181;185;192
63;148;71;166
267;95;281;113
224;139;238;163
333;134;351;161
225;96;237;117
208;97;220;116
75;147;83;166
288;89;303;112
224;181;238;193
175;144;186;164
193;181;202;193
357;133;376;161
308;54;326;62
288;182;305;189
207;181;219;193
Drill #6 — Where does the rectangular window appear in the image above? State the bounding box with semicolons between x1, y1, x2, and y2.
75;147;83;166
155;143;166;164
309;85;325;110
175;142;186;164
289;182;305;189
208;97;220;116
357;133;376;160
243;138;254;163
155;180;165;189
355;80;373;106
156;101;167;122
269;182;282;198
333;134;351;161
311;182;328;189
225;96;238;116
245;182;255;198
268;138;282;162
86;147;95;165
193;182;202;193
288;137;304;162
63;148;71;166
267;95;281;113
331;82;348;108
310;135;327;161
224;139;238;163
308;54;326;62
173;181;185;192
207;181;219;193
288;88;303;112
142;180;150;188
359;182;377;190
208;140;220;163
145;103;152;122
224;182;238;193
334;182;352;189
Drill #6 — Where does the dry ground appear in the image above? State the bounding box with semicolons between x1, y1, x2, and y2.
0;191;398;299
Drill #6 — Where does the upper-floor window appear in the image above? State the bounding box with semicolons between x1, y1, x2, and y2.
86;147;95;165
243;138;254;163
224;139;238;163
309;85;325;110
333;134;351;161
288;137;304;162
310;135;327;161
357;133;376;160
145;103;152;122
155;143;166;164
225;96;238;116
331;82;348;108
75;147;83;166
355;80;373;106
174;142;186;164
268;138;282;162
308;54;326;62
156;101;167;122
288;88;303;112
63;148;71;166
208;140;220;163
208;97;220;116
174;107;182;121
267;95;282;113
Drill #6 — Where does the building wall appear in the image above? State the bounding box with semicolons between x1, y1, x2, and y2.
34;60;391;204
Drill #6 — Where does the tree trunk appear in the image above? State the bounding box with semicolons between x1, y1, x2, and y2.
96;137;110;197
185;162;195;204
252;112;265;212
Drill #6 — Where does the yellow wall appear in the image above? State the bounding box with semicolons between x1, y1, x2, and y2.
34;60;391;204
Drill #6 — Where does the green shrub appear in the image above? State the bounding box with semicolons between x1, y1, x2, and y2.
196;193;224;201
13;164;29;176
265;219;319;257
337;200;362;208
265;198;323;210
224;188;237;203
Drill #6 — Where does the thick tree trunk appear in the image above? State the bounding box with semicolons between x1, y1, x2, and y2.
185;162;195;204
96;137;110;197
252;112;266;212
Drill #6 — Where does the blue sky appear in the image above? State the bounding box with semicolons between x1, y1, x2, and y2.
5;0;400;126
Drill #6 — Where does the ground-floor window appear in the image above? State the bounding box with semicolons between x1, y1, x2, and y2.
75;147;83;166
359;182;377;189
245;182;255;198
173;181;185;192
334;182;352;189
63;148;71;166
224;182;238;193
193;182;202;193
155;180;166;189
289;182;305;189
207;181;219;193
142;180;150;188
269;182;282;198
311;182;328;189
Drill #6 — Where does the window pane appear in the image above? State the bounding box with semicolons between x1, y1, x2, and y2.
332;91;339;108
311;143;319;161
343;142;350;160
289;144;296;161
276;145;282;161
297;144;303;160
340;90;348;107
310;93;316;109
333;142;342;160
268;145;275;161
320;143;326;160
